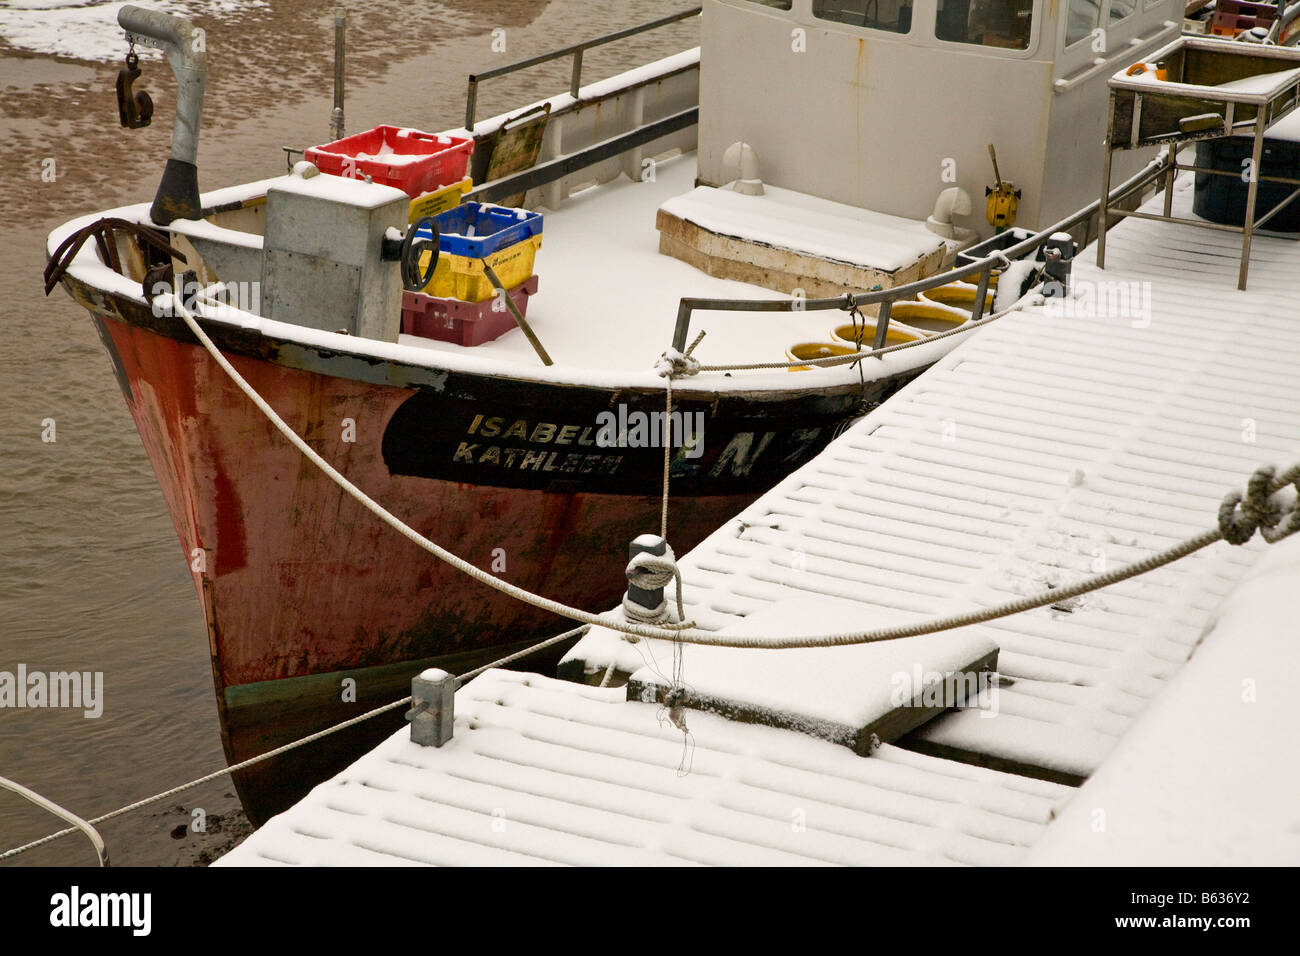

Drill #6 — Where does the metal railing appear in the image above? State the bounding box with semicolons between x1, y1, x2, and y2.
670;153;1174;354
464;7;701;131
0;774;108;866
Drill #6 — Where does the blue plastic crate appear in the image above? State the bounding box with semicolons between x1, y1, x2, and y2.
415;202;543;259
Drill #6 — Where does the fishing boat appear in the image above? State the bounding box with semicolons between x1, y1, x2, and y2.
45;0;1191;821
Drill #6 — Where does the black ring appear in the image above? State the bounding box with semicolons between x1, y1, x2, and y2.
400;216;440;292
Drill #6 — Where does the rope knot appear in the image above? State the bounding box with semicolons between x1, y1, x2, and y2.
621;544;694;632
1218;465;1300;545
625;547;679;592
655;348;700;379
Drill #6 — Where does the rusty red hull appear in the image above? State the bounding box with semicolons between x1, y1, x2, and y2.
71;284;922;820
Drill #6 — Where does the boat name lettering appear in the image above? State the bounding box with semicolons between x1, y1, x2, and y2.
454;442;623;476
467;415;598;446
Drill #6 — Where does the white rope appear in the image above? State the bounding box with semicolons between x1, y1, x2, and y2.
655;329;705;538
167;294;674;642
165;294;1298;652
621;547;690;627
0;776;108;866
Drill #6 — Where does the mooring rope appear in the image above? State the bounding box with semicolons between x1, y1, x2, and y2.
164;294;1299;652
0;624;589;862
653;329;705;540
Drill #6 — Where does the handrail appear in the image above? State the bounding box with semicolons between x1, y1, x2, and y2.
670;151;1172;352
464;7;701;131
1051;21;1178;95
0;774;108;866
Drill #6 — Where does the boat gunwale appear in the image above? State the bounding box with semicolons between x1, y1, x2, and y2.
46;185;958;399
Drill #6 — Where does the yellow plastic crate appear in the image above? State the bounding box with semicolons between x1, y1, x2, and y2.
408;177;472;223
424;233;542;302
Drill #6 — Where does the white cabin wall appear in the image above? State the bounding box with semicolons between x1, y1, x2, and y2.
698;0;1182;234
699;0;1054;233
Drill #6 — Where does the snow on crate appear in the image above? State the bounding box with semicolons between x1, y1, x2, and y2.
568;179;1300;785
215;670;1071;867
305;125;474;198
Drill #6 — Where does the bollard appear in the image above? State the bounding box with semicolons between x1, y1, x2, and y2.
626;533;668;617
406;668;457;747
1042;232;1076;299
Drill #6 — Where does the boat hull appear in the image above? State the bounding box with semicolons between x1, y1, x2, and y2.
70;279;926;820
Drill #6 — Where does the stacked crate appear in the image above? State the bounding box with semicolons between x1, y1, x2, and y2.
306;126;544;346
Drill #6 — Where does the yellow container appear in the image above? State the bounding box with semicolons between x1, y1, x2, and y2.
786;342;858;372
424;233;543;301
919;282;995;314
408;177;473;223
886;300;970;334
830;321;922;350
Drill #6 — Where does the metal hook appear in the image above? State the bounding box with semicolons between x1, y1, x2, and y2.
116;47;153;129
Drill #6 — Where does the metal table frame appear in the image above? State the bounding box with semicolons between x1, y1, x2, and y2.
1097;36;1300;290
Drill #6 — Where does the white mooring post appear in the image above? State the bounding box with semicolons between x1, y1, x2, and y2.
407;668;457;747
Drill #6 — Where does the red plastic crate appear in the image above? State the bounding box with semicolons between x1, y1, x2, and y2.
401;275;539;347
306;126;475;198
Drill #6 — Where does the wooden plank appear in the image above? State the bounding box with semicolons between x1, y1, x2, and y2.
626;646;999;757
483;103;552;208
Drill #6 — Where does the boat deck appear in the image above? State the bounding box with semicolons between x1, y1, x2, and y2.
397;151;950;377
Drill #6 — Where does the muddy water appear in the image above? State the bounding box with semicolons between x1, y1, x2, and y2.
0;0;698;866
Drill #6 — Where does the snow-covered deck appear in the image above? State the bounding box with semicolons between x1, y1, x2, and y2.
394;152;949;379
216;668;1070;866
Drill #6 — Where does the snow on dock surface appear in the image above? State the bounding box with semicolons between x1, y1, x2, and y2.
1027;534;1300;865
217;669;1070;866
569;173;1300;785
624;595;998;748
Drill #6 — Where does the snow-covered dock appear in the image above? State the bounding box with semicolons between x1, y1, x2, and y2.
217;174;1300;866
570;176;1300;786
216;668;1069;866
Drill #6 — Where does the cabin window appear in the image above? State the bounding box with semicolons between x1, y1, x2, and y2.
812;0;913;34
935;0;1034;50
1109;0;1136;21
1065;0;1102;46
741;0;794;9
